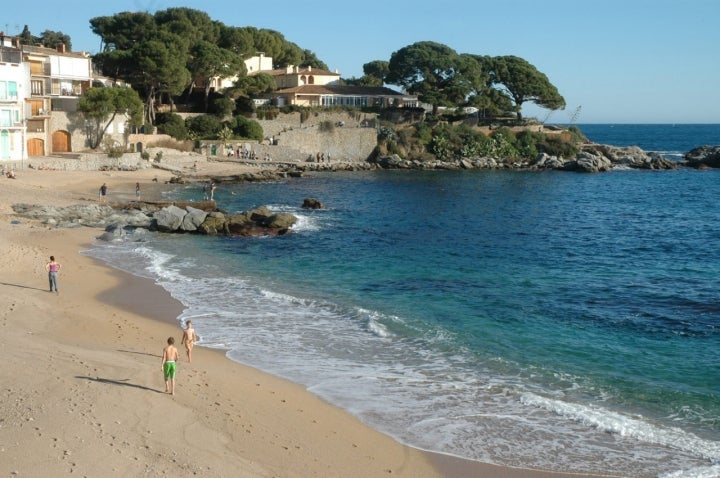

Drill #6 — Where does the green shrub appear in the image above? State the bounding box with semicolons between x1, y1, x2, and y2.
103;138;125;158
230;115;264;141
186;115;223;139
156;112;188;140
541;136;579;158
515;130;545;159
209;97;235;117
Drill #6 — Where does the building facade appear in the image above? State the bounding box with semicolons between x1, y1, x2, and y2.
0;35;27;161
22;43;92;156
273;84;418;109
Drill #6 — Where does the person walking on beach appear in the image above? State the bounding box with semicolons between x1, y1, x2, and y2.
45;255;60;294
181;320;197;363
162;337;179;395
135;182;141;198
99;183;108;203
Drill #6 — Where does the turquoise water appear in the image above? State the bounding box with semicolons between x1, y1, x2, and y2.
87;125;720;477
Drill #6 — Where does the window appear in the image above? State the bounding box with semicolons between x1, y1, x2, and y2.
29;99;44;115
29;61;44;75
0;110;11;127
31;79;44;96
0;81;18;100
28;119;44;132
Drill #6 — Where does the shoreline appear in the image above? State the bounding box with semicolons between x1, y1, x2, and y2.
0;165;598;477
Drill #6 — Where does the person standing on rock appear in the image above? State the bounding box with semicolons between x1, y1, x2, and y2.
46;255;61;294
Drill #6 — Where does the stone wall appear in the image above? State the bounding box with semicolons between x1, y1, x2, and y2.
254;111;379;161
32;110;378;168
27;152;152;171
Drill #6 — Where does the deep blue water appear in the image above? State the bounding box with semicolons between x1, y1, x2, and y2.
87;125;720;477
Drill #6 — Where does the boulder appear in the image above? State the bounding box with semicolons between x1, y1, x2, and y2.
265;213;297;229
225;206;297;236
684;145;720;168
197;212;227;235
154;205;186;232
302;198;324;209
181;206;208;232
571;151;613;173
97;223;149;242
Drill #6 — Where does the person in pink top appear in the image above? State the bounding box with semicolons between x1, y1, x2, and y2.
46;255;61;294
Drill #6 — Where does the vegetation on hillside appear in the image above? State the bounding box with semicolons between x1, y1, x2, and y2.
375;122;586;162
24;8;575;158
88;8;327;123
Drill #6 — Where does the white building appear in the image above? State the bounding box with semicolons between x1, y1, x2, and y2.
207;53;275;91
0;35;28;162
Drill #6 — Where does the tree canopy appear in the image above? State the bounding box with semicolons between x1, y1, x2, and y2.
78;86;143;149
90;8;328;124
385;41;565;121
478;55;565;121
386;42;475;115
18;25;72;50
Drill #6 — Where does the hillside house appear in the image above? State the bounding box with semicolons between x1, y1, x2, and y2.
273;84;418;109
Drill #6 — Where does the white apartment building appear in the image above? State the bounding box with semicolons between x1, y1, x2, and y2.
0;35;28;162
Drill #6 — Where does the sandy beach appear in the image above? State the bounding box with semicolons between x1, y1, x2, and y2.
0;160;598;477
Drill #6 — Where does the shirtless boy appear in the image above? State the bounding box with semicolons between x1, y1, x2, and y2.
181;320;197;363
162;337;179;395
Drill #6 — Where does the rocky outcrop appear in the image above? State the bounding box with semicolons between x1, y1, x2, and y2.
12;203;297;240
225;206;296;236
684;146;720;169
368;144;678;173
154;205;186;232
11;203;153;229
302;198;324;209
197;212;227;235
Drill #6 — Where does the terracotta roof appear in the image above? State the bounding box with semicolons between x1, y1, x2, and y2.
261;67;340;77
276;85;409;96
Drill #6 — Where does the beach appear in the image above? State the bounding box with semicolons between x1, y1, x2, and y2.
0;161;599;477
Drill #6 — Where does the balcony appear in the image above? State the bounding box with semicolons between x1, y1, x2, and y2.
0;48;22;64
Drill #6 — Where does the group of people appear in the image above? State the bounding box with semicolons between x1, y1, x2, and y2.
97;182;141;202
202;181;217;201
44;254;198;397
308;152;331;163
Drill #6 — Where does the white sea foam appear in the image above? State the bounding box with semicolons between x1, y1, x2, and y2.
85;238;718;476
521;393;720;462
659;464;720;478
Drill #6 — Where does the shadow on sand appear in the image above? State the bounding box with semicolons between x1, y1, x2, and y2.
76;376;162;393
0;281;49;292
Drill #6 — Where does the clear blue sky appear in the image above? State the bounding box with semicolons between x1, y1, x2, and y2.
4;0;718;123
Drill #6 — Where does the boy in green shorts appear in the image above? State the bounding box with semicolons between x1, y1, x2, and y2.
162;337;179;395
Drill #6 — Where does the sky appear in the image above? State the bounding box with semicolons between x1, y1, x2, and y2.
3;0;719;124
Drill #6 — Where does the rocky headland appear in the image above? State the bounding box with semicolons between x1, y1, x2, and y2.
11;201;301;241
9;142;720;239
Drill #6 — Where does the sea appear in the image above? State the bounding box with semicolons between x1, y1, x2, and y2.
85;124;720;477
